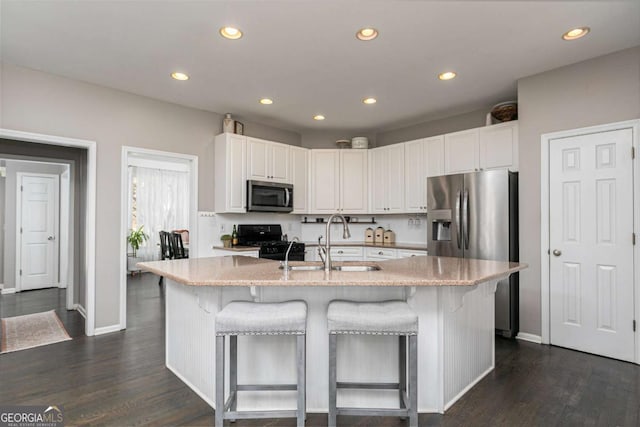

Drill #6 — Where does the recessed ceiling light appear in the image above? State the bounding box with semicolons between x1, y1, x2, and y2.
363;97;377;105
356;27;378;41
313;114;325;121
562;26;590;41
259;98;273;105
220;26;243;40
171;72;189;81
438;71;457;81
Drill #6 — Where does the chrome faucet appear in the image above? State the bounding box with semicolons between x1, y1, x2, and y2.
324;213;351;273
282;236;300;271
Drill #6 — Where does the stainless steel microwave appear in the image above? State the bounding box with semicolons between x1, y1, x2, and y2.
247;180;294;213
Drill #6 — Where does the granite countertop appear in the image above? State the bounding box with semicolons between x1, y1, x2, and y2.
138;256;525;288
303;241;428;251
212;245;260;252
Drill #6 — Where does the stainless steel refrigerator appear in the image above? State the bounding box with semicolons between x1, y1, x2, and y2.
427;170;519;338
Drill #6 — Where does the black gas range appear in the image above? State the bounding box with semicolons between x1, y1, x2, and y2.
237;224;305;261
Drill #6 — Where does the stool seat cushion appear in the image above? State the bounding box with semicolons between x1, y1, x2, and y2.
216;300;307;336
327;300;418;335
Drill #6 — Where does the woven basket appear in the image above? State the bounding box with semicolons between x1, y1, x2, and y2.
491;101;518;122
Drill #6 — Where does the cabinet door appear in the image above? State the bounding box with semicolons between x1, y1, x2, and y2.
340;150;368;213
310;150;340;213
386;144;405;212
290;147;309;213
246;137;269;181
227;135;247;212
270;142;290;182
331;246;364;261
479;122;518;171
444;129;479;174
365;247;397;260
425;136;445;177
369;148;387;213
404;139;427;213
397;249;428;258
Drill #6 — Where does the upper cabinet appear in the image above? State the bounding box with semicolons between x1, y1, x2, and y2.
404;136;444;213
214;133;247;213
290;146;309;214
370;144;405;214
247;137;290;183
310;149;368;214
479;121;519;171
444;121;518;174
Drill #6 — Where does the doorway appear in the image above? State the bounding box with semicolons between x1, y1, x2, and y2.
541;119;640;363
119;146;198;330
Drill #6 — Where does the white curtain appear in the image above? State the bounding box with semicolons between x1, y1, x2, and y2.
128;165;189;261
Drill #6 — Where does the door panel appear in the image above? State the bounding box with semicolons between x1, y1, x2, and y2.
20;174;59;291
549;128;634;362
427;174;463;258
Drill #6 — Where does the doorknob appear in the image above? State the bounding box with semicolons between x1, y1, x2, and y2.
48;236;55;241
552;249;561;256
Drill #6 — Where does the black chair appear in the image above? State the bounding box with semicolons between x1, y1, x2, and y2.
158;231;173;286
170;232;189;259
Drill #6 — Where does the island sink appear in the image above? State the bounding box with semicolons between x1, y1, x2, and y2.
279;262;381;272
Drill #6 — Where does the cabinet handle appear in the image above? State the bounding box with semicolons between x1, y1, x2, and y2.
338;250;344;254
378;251;384;255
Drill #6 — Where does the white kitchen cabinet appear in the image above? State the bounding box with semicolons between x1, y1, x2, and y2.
365;247;397;260
444;129;479;174
479;121;518;171
304;246;318;262
370;144;405;213
214;133;247;213
310;150;340;213
444;122;519;175
247;137;290;183
310;149;368;214
290;146;309;214
211;248;259;258
330;246;364;261
340;150;368;214
397;249;428;258
404;136;443;213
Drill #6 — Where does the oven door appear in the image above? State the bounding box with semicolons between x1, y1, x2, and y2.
247;180;293;212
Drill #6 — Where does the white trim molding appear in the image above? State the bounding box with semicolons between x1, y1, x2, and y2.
1;288;16;295
120;146;198;331
540;119;640;364
516;332;543;344
94;324;123;336
0;128;97;336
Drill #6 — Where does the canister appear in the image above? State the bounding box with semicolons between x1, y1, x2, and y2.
365;227;374;243
383;229;396;244
374;226;385;243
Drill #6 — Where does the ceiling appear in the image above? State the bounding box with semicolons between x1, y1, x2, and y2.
1;1;639;134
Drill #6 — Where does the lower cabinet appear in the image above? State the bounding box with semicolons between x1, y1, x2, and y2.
330;246;364;261
397;249;428;258
365;247;397;261
304;246;427;262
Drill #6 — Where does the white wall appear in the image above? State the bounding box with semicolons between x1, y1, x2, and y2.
0;63;301;328
517;46;640;336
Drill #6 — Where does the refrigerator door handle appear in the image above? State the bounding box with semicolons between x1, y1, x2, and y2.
455;190;462;249
463;189;470;250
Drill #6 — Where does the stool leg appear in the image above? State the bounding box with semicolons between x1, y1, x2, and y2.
409;335;418;427
328;334;337;427
215;335;225;427
399;335;407;411
230;335;238;418
296;334;306;427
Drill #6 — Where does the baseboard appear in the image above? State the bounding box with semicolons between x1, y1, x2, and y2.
516;332;543;344
1;288;16;295
94;324;123;335
74;304;87;319
444;365;493;412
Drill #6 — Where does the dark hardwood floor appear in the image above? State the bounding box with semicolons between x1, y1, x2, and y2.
1;275;639;426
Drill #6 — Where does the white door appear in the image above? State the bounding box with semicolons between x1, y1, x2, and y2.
340;150;368;213
290;146;309;214
404;139;427;213
549;128;635;362
18;174;59;291
386;144;405;212
310;150;340;213
479;122;518;171
425;136;445;178
269;142;290;183
247;137;268;181
444;129;479;174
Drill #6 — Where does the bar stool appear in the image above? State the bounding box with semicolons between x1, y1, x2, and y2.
215;300;307;427
327;300;418;427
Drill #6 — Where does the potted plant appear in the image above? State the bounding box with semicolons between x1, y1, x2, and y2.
127;225;149;273
220;234;232;248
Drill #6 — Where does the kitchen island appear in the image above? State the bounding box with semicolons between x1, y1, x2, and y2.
139;255;525;414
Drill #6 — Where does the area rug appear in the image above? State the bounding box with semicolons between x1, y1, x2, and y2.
1;310;72;354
